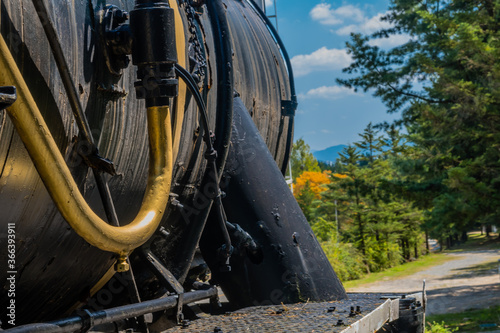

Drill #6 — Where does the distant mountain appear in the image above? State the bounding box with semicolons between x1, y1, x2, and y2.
312;144;347;163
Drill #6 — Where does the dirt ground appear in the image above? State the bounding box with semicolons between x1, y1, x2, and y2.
347;249;500;315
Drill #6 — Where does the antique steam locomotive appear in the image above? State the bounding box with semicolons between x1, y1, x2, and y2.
0;0;345;330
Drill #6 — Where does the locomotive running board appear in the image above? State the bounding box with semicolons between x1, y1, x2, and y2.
158;292;425;333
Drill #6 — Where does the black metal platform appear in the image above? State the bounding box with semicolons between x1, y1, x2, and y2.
164;294;387;333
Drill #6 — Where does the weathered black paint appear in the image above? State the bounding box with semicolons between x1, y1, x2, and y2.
0;0;345;327
5;287;218;333
200;97;346;308
146;0;293;284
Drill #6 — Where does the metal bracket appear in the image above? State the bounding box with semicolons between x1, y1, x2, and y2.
209;293;222;314
176;293;185;325
76;309;94;333
281;99;297;117
70;136;117;176
0;86;17;110
139;248;188;326
98;5;132;76
85;151;117;176
140;248;184;295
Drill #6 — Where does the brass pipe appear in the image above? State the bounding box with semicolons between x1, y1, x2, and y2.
0;34;173;256
169;0;187;160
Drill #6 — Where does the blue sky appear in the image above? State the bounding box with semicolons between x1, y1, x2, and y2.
264;0;404;151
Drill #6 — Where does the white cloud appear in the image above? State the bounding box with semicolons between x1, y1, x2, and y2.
300;85;359;100
310;5;407;48
368;34;412;48
362;12;393;32
336;5;365;22
310;4;364;26
329;11;411;48
265;0;273;7
335;12;392;36
291;47;351;77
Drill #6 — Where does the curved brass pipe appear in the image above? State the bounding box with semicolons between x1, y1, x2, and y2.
0;34;173;256
170;0;187;160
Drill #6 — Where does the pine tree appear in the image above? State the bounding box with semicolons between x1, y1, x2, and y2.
290;138;320;181
337;146;369;255
338;0;500;237
355;122;384;164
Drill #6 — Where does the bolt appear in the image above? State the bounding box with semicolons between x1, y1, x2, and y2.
356;305;361;313
327;306;336;313
171;199;184;209
336;319;344;326
115;256;130;272
114;9;129;24
349;306;356;317
159;226;170;238
214;327;223;333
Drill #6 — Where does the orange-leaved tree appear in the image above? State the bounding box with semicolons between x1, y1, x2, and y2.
294;171;332;222
294;171;332;200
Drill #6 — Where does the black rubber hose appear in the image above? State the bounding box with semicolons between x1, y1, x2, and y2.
175;63;233;259
178;0;236;259
205;0;234;177
175;64;212;150
148;1;235;282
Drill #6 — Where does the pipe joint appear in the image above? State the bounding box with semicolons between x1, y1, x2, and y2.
0;35;174;256
130;1;178;106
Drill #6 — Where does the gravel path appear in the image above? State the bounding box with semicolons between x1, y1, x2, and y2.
347;249;500;315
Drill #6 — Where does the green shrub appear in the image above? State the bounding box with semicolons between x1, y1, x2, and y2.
364;238;403;272
321;238;366;281
426;321;458;333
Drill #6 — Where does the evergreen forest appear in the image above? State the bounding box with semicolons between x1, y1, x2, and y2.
290;0;500;281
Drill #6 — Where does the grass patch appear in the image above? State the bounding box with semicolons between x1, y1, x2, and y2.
344;231;499;289
343;253;456;289
447;232;500;252
427;306;500;332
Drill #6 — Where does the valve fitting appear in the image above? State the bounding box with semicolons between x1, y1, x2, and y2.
115;255;130;272
130;1;178;107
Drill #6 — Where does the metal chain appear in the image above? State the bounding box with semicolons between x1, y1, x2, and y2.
183;3;207;85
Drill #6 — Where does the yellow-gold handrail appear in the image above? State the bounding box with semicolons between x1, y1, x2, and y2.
0;34;173;257
170;0;187;161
